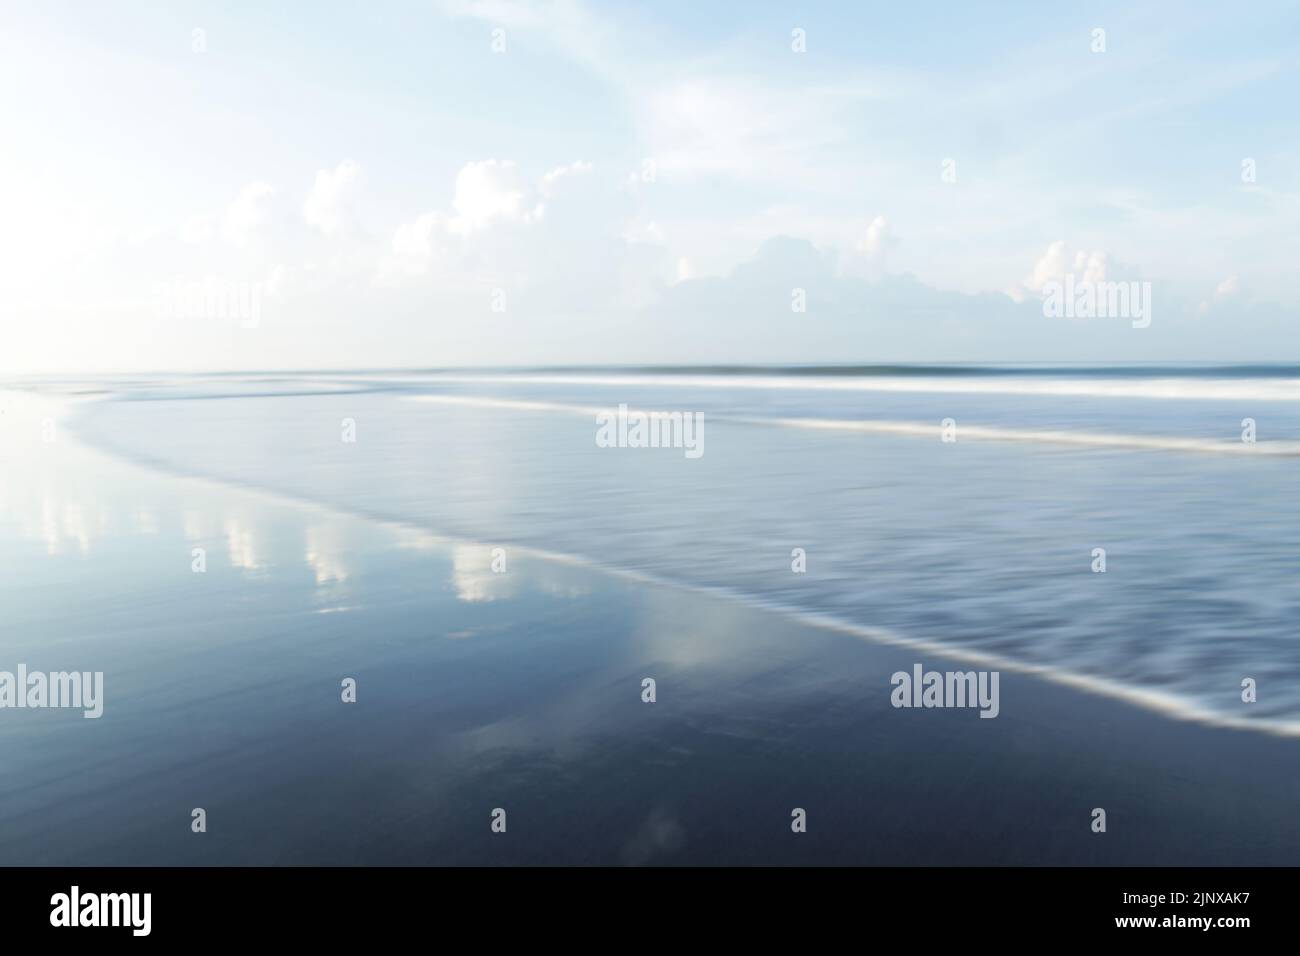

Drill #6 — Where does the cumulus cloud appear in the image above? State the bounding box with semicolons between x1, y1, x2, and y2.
303;160;363;238
617;235;1241;365
447;159;528;236
855;215;893;258
1029;240;1107;289
1007;240;1119;302
383;158;599;278
378;212;451;281
391;212;443;259
539;160;594;199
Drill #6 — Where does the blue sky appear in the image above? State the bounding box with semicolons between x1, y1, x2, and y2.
1;0;1298;371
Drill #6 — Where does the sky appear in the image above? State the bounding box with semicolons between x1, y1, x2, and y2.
1;0;1298;372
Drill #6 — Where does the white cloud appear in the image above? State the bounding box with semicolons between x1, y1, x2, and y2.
222;181;275;245
381;159;530;278
178;181;275;245
383;159;598;279
1214;275;1241;299
391;212;443;260
379;212;449;280
1011;240;1110;301
855;215;894;258
447;159;527;235
1200;275;1242;313
539;160;594;198
303;160;363;238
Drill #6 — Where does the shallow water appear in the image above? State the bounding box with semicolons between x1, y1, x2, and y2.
4;379;1300;864
61;367;1300;729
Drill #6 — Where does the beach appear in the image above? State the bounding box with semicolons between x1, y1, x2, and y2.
1;372;1298;865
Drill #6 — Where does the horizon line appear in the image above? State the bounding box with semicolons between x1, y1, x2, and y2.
10;361;1300;381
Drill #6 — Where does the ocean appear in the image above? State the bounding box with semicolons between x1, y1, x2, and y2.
4;365;1300;865
66;365;1300;730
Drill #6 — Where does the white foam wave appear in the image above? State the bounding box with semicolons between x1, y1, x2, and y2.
409;394;1300;455
415;372;1300;403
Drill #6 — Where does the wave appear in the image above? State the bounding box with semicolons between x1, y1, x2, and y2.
407;370;1300;403
26;367;1300;403
759;416;1300;454
396;363;1300;379
409;394;1300;454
